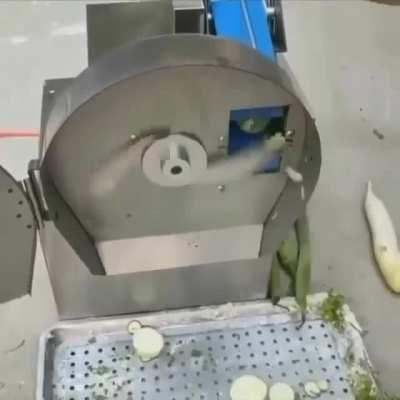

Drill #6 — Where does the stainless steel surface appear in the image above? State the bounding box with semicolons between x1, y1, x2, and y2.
37;301;354;400
86;1;174;65
267;0;287;53
260;117;320;254
41;34;318;239
97;225;263;275
40;218;272;319
0;165;36;303
37;34;320;318
174;0;205;34
39;79;74;162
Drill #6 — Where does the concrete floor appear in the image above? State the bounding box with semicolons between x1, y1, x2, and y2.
0;1;399;398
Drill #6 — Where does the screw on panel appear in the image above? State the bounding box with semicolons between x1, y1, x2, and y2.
217;184;225;192
266;7;276;16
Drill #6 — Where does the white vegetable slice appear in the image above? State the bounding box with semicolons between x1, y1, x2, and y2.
269;382;295;400
133;327;164;362
230;375;268;400
316;380;329;392
127;320;142;335
304;382;321;398
365;181;400;293
285;166;303;183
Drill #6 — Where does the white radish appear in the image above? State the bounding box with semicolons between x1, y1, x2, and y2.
365;181;400;293
230;375;268;400
269;382;295;400
316;380;329;392
304;382;321;398
133;327;164;362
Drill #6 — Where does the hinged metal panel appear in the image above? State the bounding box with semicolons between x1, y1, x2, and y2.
0;165;36;303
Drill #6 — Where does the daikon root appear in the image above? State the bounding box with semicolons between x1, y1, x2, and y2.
365;181;400;293
269;382;295;400
133;327;164;362
230;375;268;400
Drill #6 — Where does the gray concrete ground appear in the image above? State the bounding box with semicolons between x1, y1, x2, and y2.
0;1;399;398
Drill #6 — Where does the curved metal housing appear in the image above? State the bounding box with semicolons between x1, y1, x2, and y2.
38;35;320;318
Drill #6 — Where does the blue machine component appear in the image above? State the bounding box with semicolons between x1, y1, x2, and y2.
210;0;276;61
229;106;285;173
210;0;284;173
230;106;283;123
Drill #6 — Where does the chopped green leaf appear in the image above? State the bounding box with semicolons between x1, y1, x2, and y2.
319;291;346;332
352;374;400;400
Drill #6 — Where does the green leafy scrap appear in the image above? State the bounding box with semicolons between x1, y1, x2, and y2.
354;374;379;400
319;291;346;332
353;374;400;400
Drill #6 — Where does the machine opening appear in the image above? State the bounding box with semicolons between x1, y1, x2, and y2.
229;105;288;173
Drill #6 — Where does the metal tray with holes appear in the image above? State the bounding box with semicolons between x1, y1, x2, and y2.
36;300;356;400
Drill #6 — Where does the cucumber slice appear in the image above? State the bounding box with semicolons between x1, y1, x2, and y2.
269;382;295;400
230;375;268;400
133;327;164;362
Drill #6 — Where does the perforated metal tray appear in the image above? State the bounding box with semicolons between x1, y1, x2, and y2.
36;298;361;400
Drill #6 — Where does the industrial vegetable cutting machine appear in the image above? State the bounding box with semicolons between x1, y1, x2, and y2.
1;2;373;399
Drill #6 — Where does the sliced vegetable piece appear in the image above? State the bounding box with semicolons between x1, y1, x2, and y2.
285;166;303;183
365;181;400;293
295;213;312;323
316;379;329;392
269;382;295;400
304;382;321;398
230;375;268;400
133;327;164;362
127;320;142;335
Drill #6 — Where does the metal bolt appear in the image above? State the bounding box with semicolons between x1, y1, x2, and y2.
130;133;137;141
266;7;276;16
49;89;55;94
217;184;225;192
219;136;225;142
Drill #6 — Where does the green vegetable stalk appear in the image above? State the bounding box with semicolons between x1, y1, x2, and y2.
294;213;311;323
268;254;284;305
353;374;400;400
269;213;311;322
277;228;298;296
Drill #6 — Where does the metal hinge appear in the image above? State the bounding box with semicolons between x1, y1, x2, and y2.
23;159;50;228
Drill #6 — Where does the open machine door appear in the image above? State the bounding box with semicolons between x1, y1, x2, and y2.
0;165;36;303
